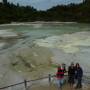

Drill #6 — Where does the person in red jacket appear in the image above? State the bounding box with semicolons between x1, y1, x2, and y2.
56;64;65;90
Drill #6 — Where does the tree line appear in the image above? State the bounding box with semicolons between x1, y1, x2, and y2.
0;0;90;24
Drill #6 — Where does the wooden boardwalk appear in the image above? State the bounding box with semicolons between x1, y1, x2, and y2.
29;84;90;90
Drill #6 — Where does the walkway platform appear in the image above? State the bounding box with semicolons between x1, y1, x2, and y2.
28;83;90;90
0;75;89;90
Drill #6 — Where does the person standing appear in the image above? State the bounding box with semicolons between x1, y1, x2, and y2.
56;64;65;90
68;62;75;88
75;63;83;89
62;63;67;73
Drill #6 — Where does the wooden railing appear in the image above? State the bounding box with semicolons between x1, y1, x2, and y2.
0;74;55;90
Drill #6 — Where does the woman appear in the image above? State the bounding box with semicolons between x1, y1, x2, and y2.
56;64;65;90
75;63;83;89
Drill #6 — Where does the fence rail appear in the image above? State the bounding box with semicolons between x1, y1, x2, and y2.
0;74;55;90
0;74;90;90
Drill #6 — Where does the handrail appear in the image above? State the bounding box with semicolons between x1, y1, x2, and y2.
0;75;55;89
0;82;24;89
0;74;90;90
0;74;62;89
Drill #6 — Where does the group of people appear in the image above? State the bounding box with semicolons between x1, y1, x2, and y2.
56;62;83;90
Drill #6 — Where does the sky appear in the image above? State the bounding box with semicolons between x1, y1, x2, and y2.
0;0;2;2
7;0;83;10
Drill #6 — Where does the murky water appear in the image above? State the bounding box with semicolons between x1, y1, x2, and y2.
0;23;90;88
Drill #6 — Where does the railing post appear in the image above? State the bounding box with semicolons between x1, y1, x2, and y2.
48;74;51;84
24;80;27;90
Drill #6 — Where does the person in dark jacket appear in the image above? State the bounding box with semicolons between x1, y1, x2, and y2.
68;62;75;88
62;63;67;73
75;63;83;89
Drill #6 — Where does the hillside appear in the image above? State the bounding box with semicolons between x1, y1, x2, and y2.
0;0;90;23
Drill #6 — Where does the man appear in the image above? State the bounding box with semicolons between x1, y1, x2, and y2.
68;62;75;88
